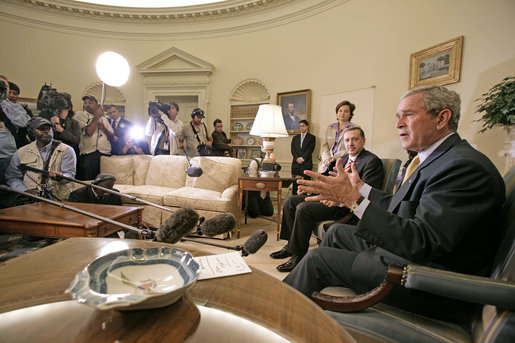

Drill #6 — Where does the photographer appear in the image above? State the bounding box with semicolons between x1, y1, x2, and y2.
75;96;114;180
211;119;233;157
182;108;213;157
115;130;150;155
145;101;184;155
0;75;31;185
39;91;81;159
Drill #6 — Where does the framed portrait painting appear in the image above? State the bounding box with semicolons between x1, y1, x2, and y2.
277;89;311;134
409;36;463;89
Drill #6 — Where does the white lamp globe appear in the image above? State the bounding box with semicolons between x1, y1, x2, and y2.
96;51;130;87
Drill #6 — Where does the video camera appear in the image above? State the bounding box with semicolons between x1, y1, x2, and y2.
148;101;170;118
37;83;70;117
0;80;7;101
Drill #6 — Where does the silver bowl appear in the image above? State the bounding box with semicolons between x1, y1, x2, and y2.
65;247;200;311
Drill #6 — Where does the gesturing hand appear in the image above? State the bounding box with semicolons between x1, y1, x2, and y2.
298;158;361;207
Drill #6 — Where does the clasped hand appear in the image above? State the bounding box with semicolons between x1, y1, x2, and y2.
298;157;363;207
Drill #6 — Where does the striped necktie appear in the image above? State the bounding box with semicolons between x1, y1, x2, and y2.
402;154;420;184
344;158;353;172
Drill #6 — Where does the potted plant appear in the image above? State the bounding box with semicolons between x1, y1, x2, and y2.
476;76;514;132
476;76;515;173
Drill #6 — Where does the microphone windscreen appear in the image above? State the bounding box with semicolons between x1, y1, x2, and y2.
156;207;199;243
243;230;268;255
186;166;203;177
200;213;236;237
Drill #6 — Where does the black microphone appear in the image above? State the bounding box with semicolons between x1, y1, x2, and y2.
198;213;236;237
155;207;200;243
182;148;203;177
241;229;268;256
180;229;269;256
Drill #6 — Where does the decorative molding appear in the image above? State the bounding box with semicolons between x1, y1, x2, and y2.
0;0;346;40
136;47;215;75
82;82;126;105
230;79;270;104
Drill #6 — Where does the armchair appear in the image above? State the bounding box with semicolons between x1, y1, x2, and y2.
311;167;515;342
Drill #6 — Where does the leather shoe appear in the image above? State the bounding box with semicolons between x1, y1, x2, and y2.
276;255;302;272
270;245;292;259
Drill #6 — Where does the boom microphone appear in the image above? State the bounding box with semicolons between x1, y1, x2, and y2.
199;213;237;237
241;229;268;256
155;207;200;243
180;229;269;256
182;148;203;177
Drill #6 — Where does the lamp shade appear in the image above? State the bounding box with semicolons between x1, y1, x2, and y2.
96;51;130;87
250;104;288;137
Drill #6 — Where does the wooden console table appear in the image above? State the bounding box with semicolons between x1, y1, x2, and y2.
0;202;142;238
0;238;354;342
237;177;296;240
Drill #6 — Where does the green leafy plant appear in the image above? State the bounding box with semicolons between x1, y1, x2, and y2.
476;76;515;133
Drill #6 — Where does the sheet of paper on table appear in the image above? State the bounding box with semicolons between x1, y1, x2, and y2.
194;251;252;280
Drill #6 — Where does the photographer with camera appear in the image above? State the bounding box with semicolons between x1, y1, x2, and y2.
0;75;31;185
145;101;184;156
116;130;150;155
39;91;81;159
75;96;115;180
183;108;213;157
211;119;233;157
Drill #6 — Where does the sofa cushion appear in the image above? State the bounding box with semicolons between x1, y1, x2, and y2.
145;155;187;188
114;185;177;205
186;157;240;193
100;156;134;185
132;155;153;186
164;187;235;213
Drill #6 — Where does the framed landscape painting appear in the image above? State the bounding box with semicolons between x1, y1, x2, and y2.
409;36;463;89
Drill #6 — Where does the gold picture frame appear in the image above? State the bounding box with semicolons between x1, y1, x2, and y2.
277;89;311;135
409;36;463;89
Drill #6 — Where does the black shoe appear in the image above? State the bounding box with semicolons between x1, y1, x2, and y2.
276;255;302;272
270;245;292;259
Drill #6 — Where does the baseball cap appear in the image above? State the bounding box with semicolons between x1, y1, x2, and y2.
82;95;98;103
191;108;205;118
29;117;52;130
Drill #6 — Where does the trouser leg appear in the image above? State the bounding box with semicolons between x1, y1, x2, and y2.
287;203;347;256
279;195;307;241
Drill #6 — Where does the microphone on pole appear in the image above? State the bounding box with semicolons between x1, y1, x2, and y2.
182;148;203;177
180;230;268;257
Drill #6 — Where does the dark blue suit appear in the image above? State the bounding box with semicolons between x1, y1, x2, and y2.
284;134;505;319
291;132;315;195
110;118;132;155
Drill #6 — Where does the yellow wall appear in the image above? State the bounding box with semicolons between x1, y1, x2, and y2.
1;0;514;172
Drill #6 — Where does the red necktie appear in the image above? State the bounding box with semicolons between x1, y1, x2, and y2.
344;158;353;172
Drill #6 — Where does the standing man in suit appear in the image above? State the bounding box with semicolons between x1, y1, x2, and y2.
272;126;383;272
291;119;315;195
106;105;132;155
283;102;301;131
285;86;505;320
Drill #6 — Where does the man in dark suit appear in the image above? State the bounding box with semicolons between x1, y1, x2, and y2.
290;119;315;195
272;126;384;272
106;105;132;155
211;119;233;156
285;86;505;320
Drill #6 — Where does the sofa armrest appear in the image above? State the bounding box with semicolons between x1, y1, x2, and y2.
222;184;239;200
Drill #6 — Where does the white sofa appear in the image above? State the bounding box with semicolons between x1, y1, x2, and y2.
99;155;242;228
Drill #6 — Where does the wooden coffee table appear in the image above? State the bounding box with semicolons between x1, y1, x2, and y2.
0;202;143;238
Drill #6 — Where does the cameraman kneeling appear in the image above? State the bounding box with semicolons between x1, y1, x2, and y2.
244;153;281;218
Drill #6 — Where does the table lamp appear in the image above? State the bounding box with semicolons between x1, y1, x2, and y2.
250;104;288;175
95;51;130;106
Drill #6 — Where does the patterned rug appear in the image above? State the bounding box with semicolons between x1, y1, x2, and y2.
0;234;61;262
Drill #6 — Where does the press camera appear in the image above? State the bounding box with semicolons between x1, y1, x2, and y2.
148;101;170;118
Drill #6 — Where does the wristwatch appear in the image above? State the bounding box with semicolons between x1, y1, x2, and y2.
349;195;365;213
